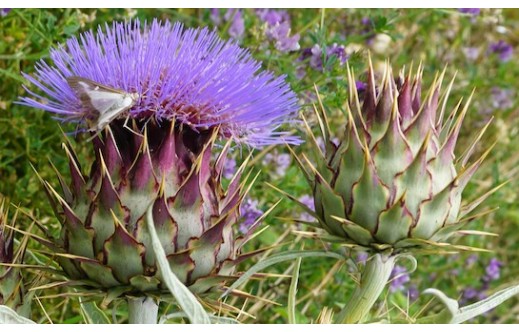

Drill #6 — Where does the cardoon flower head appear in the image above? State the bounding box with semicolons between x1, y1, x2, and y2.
19;19;299;298
488;40;513;62
20;19;299;147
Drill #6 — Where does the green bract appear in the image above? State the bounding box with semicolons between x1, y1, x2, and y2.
296;60;498;252
36;121;254;298
0;199;30;316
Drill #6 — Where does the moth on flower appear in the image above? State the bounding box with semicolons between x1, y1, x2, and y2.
66;76;139;132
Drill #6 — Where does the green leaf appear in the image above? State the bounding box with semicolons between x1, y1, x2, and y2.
288;257;302;324
146;206;211;324
421;284;519;323
79;298;111;324
221;250;345;298
0;305;35;324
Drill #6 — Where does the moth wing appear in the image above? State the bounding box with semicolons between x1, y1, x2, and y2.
66;76;127;112
85;89;126;114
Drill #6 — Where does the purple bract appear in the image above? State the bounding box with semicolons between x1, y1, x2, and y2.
20;19;300;147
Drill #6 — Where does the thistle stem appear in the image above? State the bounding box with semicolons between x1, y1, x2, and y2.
336;253;396;324
127;296;159;324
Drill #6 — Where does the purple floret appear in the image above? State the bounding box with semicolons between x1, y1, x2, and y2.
20;19;300;147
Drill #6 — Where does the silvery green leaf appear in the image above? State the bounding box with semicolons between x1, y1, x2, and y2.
0;305;35;324
288;257;302;324
159;312;239;324
79;298;111;324
422;284;519;323
146;206;211;324
221;250;345;298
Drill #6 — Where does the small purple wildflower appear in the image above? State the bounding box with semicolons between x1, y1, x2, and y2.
463;287;480;301
256;9;290;26
258;9;300;53
459;8;481;15
262;151;291;177
0;9;10;17
466;254;478;267
239;198;263;234
483;258;502;282
356;252;369;265
298;194;315;222
356;80;367;93
266;22;300;53
488;40;513;62
407;285;419;301
225;9;245;40
209;8;221;26
490;87;514;110
327;43;348;65
463;47;480;61
361;17;371;25
20;20;300;147
389;265;410;293
299;43;349;71
223;157;237;179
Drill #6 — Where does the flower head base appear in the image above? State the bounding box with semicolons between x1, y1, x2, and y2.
36;121;258;296
20;19;299;147
294;59;499;253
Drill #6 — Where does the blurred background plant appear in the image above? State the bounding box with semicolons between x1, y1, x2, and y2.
1;8;519;323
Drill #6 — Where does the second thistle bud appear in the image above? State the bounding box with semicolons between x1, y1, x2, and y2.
298;59;495;252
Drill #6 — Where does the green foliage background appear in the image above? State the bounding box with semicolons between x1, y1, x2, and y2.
1;8;519;323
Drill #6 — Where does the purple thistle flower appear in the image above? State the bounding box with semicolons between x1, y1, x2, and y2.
0;9;10;17
225;9;245;40
19;19;300;147
389;265;410;293
459;8;481;15
239;198;263;234
488;40;513;62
